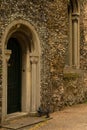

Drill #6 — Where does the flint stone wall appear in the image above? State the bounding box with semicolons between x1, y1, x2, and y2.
62;0;87;111
0;0;87;118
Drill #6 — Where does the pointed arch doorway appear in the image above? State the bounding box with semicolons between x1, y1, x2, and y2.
2;20;40;121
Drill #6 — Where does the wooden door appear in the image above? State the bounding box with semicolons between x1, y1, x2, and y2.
7;38;21;114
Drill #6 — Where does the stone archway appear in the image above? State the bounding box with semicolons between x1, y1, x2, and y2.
1;20;41;121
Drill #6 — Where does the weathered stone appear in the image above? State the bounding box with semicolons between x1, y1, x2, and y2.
0;0;87;125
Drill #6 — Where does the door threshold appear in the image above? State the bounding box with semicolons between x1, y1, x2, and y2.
5;112;28;121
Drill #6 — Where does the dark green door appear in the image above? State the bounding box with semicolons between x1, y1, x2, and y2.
7;38;21;114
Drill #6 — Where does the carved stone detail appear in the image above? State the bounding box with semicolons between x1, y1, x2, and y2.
5;50;12;62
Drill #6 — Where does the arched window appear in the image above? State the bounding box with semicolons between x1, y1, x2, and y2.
68;0;80;69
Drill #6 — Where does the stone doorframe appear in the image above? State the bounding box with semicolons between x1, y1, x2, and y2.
1;19;41;122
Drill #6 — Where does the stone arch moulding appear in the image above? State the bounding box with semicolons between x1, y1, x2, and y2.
1;19;41;122
70;0;80;13
68;0;80;69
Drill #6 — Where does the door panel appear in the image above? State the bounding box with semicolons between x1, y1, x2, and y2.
7;38;21;114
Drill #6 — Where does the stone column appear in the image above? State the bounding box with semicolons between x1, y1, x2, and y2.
30;56;38;115
4;50;12;115
72;13;80;68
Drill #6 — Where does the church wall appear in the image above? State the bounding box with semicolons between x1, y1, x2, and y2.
0;0;68;115
62;0;87;109
1;0;87;123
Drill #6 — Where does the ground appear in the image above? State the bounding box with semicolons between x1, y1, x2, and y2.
1;103;87;130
